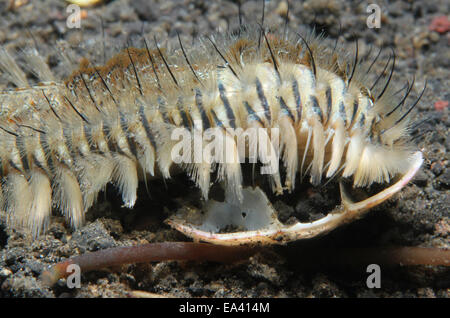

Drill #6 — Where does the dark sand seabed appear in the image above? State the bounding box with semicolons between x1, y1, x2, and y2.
0;0;448;297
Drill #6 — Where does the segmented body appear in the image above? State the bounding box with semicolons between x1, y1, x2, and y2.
0;28;416;236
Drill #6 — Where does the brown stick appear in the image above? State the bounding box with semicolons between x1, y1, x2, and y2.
361;247;450;266
40;243;449;287
285;246;450;269
40;242;257;286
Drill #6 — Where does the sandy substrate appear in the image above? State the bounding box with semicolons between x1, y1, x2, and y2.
0;0;448;298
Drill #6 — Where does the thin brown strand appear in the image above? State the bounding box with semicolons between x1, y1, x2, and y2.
0;125;18;137
63;95;90;124
16;123;46;135
25;27;40;51
394;80;427;126
386;76;415;117
177;31;202;85
263;30;281;81
392;81;409;97
126;46;144;96
359;43;373;65
94;66;118;105
376;46;396;100
347;38;358;85
154;36;179;87
283;0;290;40
257;0;266;49
143;37;161;90
332;21;342;55
207;36;239;79
42;90;62;122
370;53;391;91
79;72;102;113
296;33;316;77
366;45;383;74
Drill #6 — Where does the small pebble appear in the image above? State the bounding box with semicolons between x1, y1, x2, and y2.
0;268;12;278
434;100;449;111
412;170;428;187
436;170;450;190
429;16;450;34
431;161;444;176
